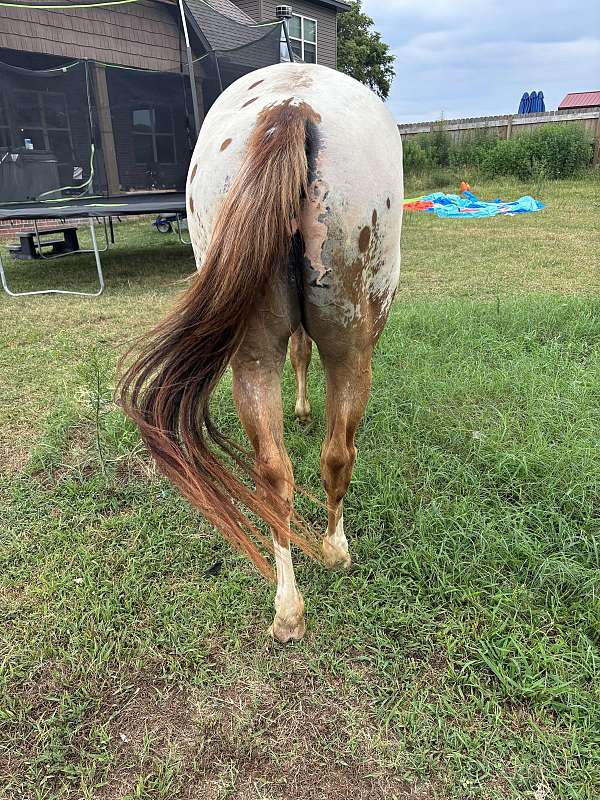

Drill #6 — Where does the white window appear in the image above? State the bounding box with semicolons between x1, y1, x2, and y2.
288;14;317;63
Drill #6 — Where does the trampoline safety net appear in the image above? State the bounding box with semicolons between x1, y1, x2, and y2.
0;16;282;205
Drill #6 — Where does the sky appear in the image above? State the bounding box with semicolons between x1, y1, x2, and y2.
361;0;600;123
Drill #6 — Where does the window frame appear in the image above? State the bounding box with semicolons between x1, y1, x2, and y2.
132;104;177;166
289;13;318;64
13;90;73;155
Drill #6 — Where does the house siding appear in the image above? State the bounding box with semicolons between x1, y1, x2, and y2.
260;1;338;69
0;1;340;71
0;0;184;71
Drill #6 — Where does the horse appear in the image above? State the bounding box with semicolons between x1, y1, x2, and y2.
118;62;403;643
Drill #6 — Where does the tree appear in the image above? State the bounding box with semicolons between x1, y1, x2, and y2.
337;1;396;100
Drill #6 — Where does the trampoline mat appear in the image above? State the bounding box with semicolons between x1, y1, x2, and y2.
0;192;186;221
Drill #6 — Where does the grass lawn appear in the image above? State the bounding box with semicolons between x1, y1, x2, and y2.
1;176;599;799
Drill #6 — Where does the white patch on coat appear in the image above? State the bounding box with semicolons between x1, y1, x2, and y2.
328;512;349;554
273;540;303;620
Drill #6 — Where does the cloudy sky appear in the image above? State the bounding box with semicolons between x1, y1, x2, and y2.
361;0;600;123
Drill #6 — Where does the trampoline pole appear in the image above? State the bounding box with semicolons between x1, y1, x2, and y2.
178;0;201;140
0;221;104;298
282;19;295;63
89;217;106;296
0;244;17;298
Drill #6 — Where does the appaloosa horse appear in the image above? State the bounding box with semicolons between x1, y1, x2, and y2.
119;62;403;642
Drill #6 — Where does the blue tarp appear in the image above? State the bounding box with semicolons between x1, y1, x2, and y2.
414;191;545;219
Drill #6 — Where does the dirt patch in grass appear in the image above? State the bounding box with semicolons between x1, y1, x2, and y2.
188;675;425;800
4;658;433;800
0;425;33;475
97;678;199;800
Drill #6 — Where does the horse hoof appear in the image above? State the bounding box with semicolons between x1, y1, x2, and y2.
322;539;352;571
268;615;306;644
295;415;313;431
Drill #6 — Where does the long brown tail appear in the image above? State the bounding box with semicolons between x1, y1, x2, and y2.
117;101;323;581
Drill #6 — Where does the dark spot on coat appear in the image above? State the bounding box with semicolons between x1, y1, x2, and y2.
242;97;259;108
372;209;378;226
386;197;391;209
220;138;232;151
190;163;198;181
189;196;194;213
359;225;371;253
248;79;264;90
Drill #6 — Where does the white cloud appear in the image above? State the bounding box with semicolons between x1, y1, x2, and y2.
360;0;600;121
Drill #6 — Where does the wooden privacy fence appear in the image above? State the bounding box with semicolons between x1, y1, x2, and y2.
398;107;600;163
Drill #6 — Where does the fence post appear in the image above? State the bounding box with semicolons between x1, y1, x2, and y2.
593;113;600;165
506;116;513;139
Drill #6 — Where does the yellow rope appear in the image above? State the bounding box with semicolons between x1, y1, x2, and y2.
0;0;142;8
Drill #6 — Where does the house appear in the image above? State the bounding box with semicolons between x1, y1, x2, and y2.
558;91;600;111
0;0;349;200
232;1;350;70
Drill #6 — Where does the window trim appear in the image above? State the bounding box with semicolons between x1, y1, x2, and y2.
289;13;318;64
132;105;177;166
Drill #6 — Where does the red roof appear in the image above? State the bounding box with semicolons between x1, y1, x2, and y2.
559;91;600;109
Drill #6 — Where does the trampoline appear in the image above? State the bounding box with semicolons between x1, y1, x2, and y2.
0;193;187;298
0;0;289;298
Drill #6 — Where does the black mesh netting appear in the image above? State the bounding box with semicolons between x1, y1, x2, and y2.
0;59;101;203
0;17;283;204
199;24;283;111
104;68;194;193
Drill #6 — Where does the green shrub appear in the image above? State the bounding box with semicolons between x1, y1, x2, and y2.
402;137;433;175
428;125;452;167
483;124;593;179
403;122;594;181
448;130;499;172
402;128;454;175
529;124;594;177
482;136;531;179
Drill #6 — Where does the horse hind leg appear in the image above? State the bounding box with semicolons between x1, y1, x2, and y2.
318;343;373;570
290;325;313;426
231;305;305;643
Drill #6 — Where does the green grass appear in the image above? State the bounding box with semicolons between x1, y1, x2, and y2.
1;176;599;799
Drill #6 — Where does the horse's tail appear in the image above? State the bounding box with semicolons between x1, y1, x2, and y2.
117;101;323;580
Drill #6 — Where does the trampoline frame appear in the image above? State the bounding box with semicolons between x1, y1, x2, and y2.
0;194;188;298
0;217;107;298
